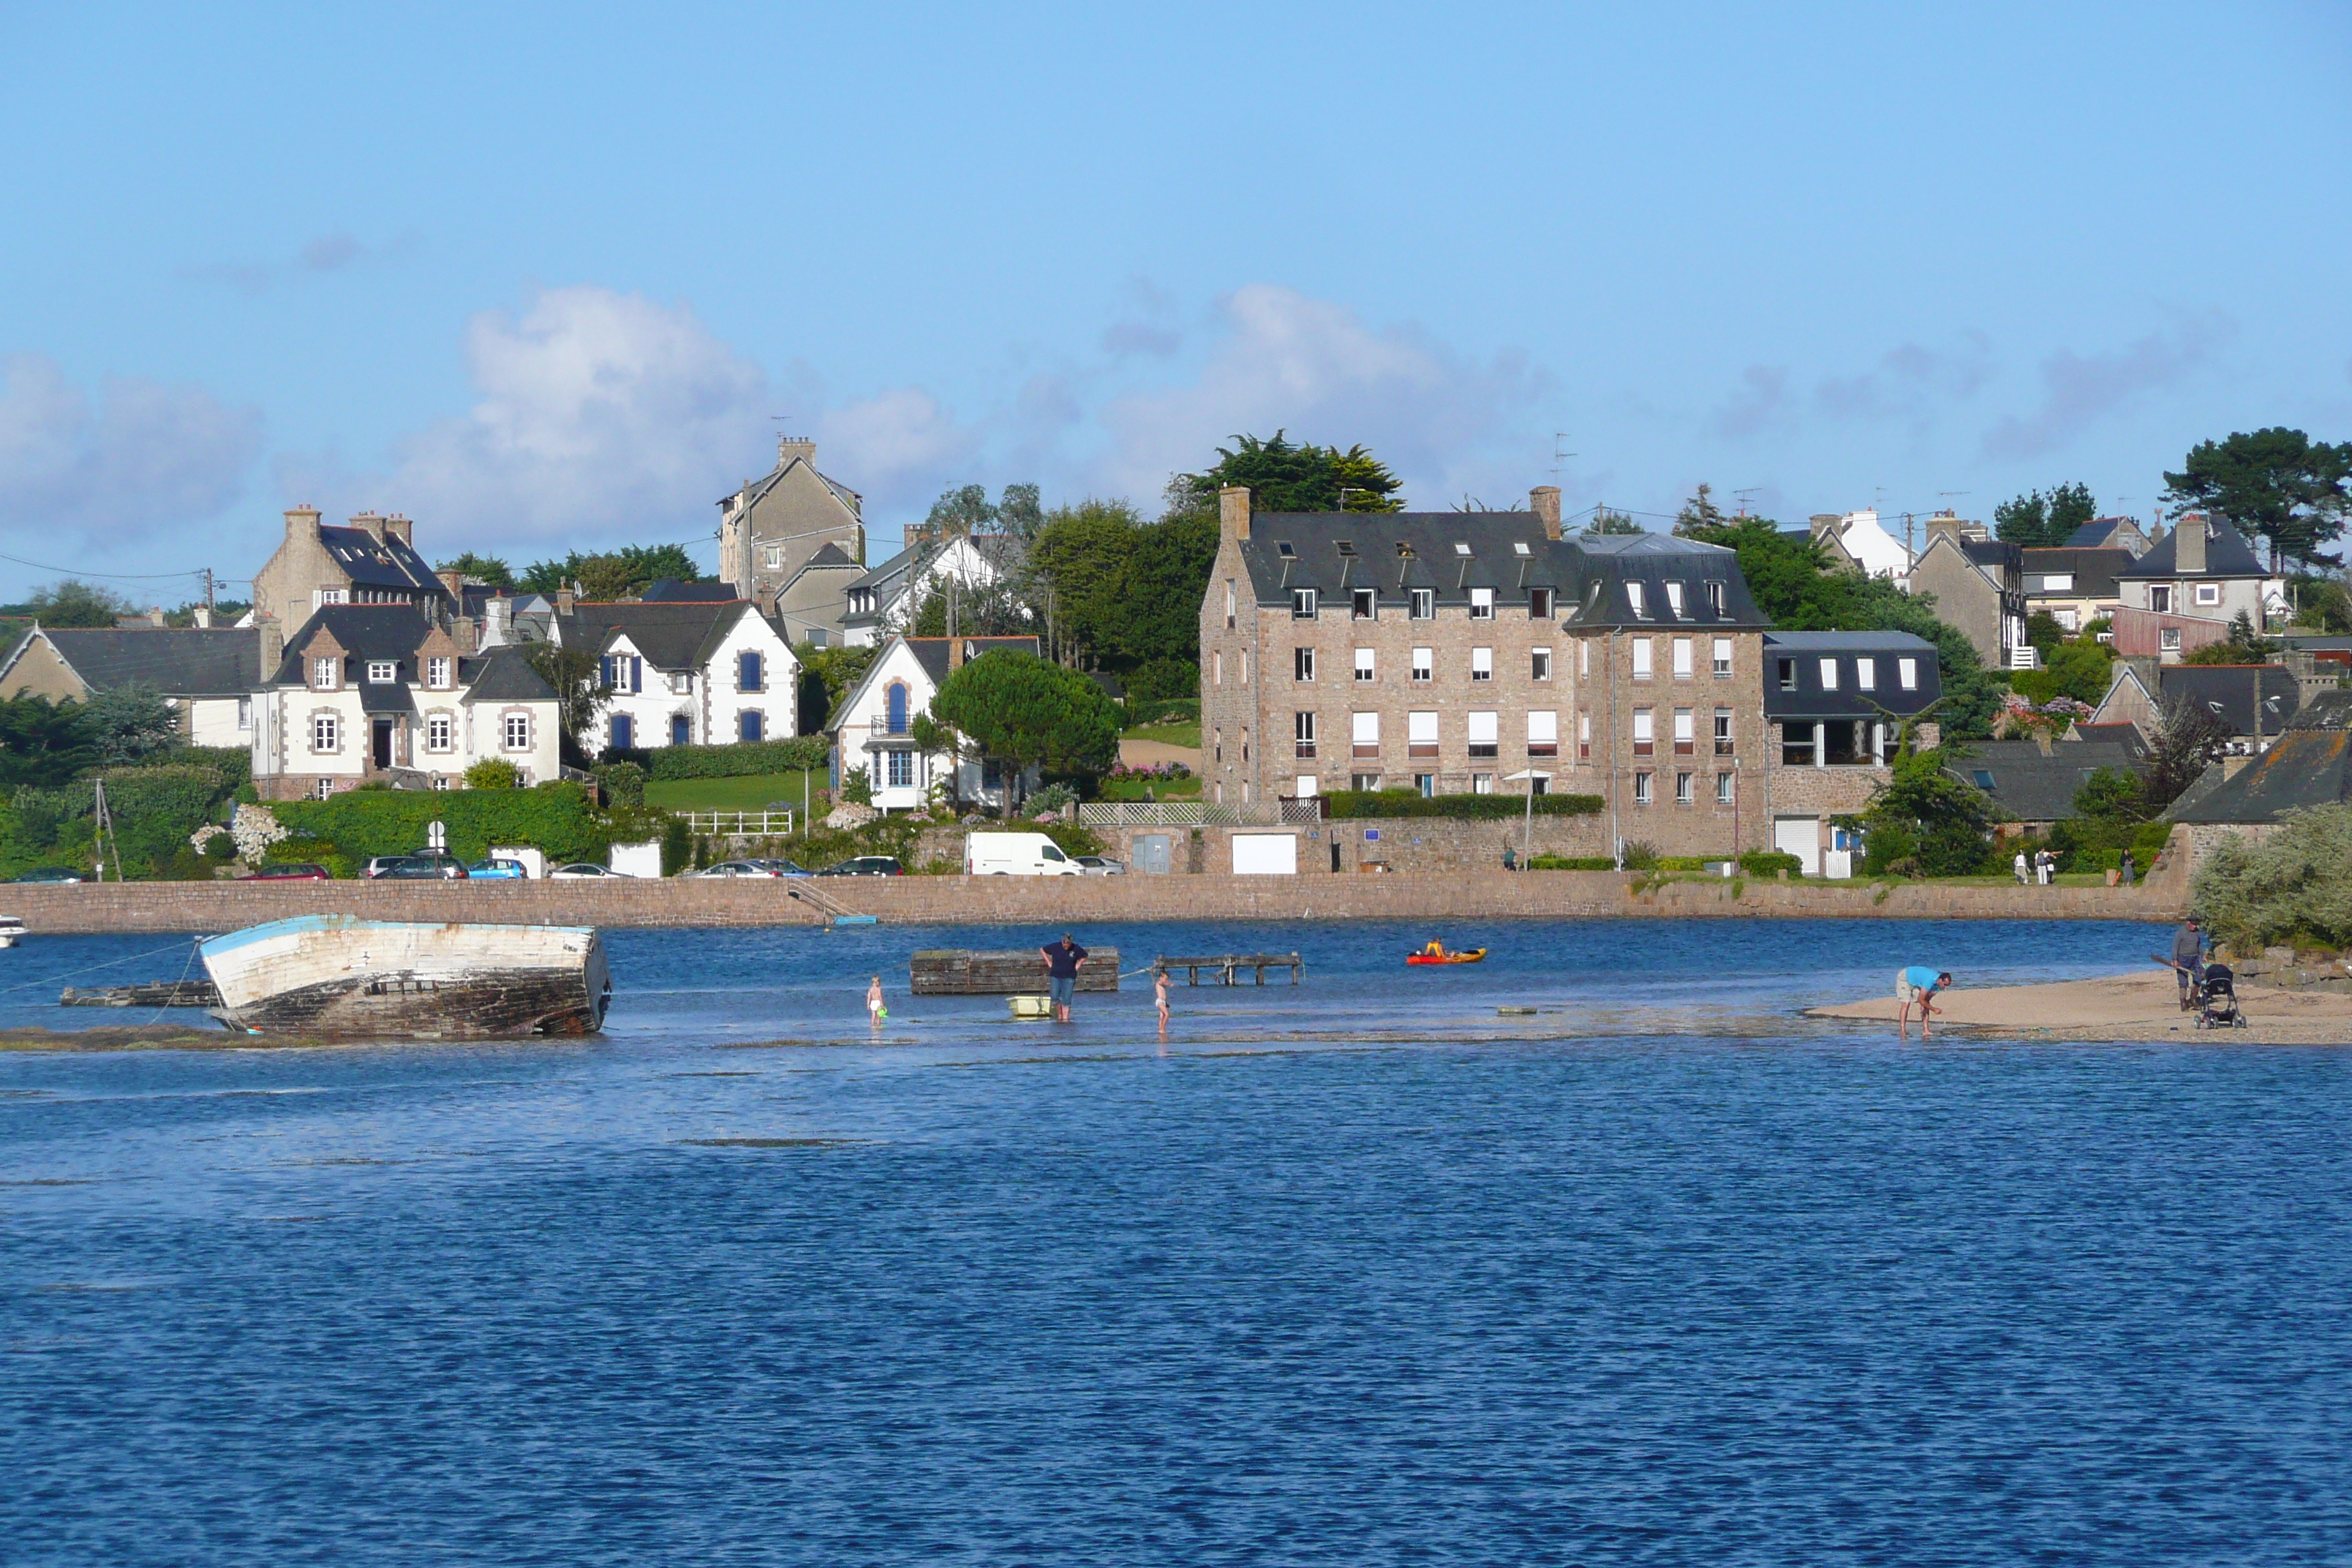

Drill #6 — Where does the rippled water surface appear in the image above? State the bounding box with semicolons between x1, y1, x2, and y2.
5;918;2350;1564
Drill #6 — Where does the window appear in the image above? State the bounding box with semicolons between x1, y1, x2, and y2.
1531;648;1552;681
1578;712;1592;761
235;696;252;731
610;714;634;750
1411;647;1433;682
671;715;691;746
2149;586;2174;613
1971;769;1996;789
2160;628;2182;652
1777;658;1797;691
311;713;339;753
1624;581;1649;619
2195;583;2221;606
1214;652;1223;685
2042;573;2074;592
1351;774;1381;791
1352;712;1380;758
739;652;764;692
505;714;530;750
426;657;451;689
1226;581;1237;630
1706;581;1726;615
1213;728;1221;762
312;656;339;691
1408;710;1439;758
1352;588;1377;620
1354;647;1376;682
765;546;784;570
1471;647;1493;682
1714;708;1733;756
1676;771;1695;804
313;777;335;800
1468;710;1499;758
1819;657;1839;690
1471;773;1494;794
1714;638;1733;676
671;671;692;695
431;775;450;791
1673;708;1695;756
1673;638;1692;679
1633;771;1653;805
317;588;347;607
1632;638;1653;679
739;710;764;742
1294;647;1316;682
366;660;396;684
1898;657;1918;690
1469;587;1494;620
1292;588;1319;619
1782;723;1815;766
1414;774;1436;797
1632;707;1654;756
2056;609;2079;633
1716;772;1735;804
1665;581;1685;617
1410;589;1435;620
1294;712;1317;758
1857;657;1876;691
602;655;641;694
1580;641;1591;677
1529;587;1555;619
887;750;913;788
1241;651;1250;683
1527;709;1558;757
428;714;453;752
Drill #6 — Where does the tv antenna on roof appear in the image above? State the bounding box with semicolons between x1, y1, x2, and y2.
1733;487;1760;517
1937;491;1968;513
1551;432;1575;484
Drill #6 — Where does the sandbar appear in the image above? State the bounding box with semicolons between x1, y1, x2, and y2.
1809;968;2352;1044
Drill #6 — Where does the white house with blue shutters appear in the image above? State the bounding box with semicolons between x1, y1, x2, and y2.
826;633;1042;812
562;599;799;758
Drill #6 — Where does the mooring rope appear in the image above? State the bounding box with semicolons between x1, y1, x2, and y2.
0;938;205;997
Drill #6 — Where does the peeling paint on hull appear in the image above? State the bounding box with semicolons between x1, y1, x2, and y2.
200;917;611;1039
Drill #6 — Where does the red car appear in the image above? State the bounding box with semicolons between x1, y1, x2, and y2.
243;864;332;881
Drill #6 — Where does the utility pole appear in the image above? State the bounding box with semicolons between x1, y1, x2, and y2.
202;568;216;614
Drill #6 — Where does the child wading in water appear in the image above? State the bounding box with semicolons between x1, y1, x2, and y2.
867;976;886;1026
1155;968;1171;1036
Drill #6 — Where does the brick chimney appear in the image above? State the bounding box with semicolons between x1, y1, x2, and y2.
1530;486;1562;540
260;618;284;678
437;568;465;600
284;505;321;542
556;584;576;614
350;511;387;540
383;514;413;546
2177;513;2208;575
778;435;816;468
1219;485;1251;543
949;637;966;672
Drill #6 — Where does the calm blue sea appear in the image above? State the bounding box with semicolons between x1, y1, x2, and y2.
5;918;2350;1566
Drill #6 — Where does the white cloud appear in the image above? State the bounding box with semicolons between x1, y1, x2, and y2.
0;353;260;550
815;386;979;513
1982;313;2234;460
1096;284;1545;508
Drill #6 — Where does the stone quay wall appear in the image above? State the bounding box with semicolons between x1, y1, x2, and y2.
2;867;2184;935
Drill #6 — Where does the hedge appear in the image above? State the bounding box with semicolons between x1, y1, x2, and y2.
1123;698;1201;730
5;764;231;878
1322;788;1605;821
270;782;608;866
644;737;829;780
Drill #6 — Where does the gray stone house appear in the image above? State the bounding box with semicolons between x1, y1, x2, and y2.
2110;514;2283;663
717;437;867;638
1907;523;2029;669
249;508;456;633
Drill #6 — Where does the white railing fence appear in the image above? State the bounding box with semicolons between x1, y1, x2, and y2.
1075;801;1285;828
678;810;796;836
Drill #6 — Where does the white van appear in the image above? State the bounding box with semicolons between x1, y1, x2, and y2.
966;832;1082;876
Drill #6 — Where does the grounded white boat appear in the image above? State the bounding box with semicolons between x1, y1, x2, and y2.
0;916;23;949
199;916;611;1039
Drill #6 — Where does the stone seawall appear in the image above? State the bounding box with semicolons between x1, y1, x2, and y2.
0;871;2184;934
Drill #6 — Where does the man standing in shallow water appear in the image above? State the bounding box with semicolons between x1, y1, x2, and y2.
1040;932;1089;1023
1896;966;1952;1039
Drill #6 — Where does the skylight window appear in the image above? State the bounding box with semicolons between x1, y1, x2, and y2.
1454;542;1473;557
1335;540;1357;557
1512;541;1531;557
1276;541;1295;558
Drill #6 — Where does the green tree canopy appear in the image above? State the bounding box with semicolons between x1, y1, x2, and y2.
1673;484;1728;533
27;579;134;627
83;685;178;766
1585;508;1643;535
2146;698;2233;810
519;642;610;756
921;482;1044;541
1179;431;1403;513
1993;481;2096;549
519;544;702;599
436;552;516;589
1029;498;1146;666
794;644;877;725
2164;427;2352;570
928;649;1120;805
0;695;94;788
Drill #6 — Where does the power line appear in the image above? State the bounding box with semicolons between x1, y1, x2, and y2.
0;549;214;582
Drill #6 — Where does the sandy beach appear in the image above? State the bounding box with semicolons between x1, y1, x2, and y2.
1810;968;2352;1044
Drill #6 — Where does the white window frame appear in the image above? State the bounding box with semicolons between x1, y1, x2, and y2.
503;714;530;751
1632;638;1653;679
1294;647;1315;682
1531;647;1552;682
1857;657;1876;690
2194;583;2221;606
1352;587;1378;621
1469;587;1494;621
1627;581;1647;617
1713;638;1732;676
671;671;691;695
1351;711;1379;755
1633;771;1652;806
1411;647;1433;683
1527;709;1558;755
1672;637;1692;679
426;713;453;753
1354;647;1376;682
1471;647;1493;682
766;546;784;570
427;656;451;690
235;696;252;731
1716;772;1735;804
1820;657;1839;690
1898;657;1918;690
366;660;397;685
2043;573;2073;592
1409;589;1435;620
312;656;339;691
1675;770;1695;804
1292;587;1319;619
1665;581;1685;617
311;713;339;753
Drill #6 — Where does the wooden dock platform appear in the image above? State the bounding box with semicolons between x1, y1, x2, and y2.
1156;953;1303;986
910;949;1120;995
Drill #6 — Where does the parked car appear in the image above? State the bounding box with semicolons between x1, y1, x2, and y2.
466;857;530;880
1074;855;1126;875
242;863;331;882
752;859;813;876
693;861;783;878
361;856;408;879
549;862;631;879
12;867;84;883
816;856;903;877
369;853;470;881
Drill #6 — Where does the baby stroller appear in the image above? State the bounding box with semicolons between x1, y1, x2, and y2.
2194;963;2247;1030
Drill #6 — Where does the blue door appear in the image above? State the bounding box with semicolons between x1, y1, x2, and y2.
610;714;633;750
739;710;764;742
671;714;690;746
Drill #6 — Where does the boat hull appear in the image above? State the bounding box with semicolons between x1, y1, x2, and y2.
200;917;610;1039
1406;950;1486;965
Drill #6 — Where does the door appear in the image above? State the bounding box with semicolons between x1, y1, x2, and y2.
611;714;633;750
1134;834;1172;875
1773;815;1820;875
671;714;690;745
1231;832;1299;875
372;718;393;769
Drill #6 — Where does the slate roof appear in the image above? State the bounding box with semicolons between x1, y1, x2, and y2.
563;601;763;671
904;636;1043;687
2063;517;2148;551
1961;538;2022;577
2021;547;2134;598
1762;630;1942;720
316;524;450;598
2285;688;2352;731
2163;729;2352;824
358;683;417;715
802;541;859;570
639;578;739;603
719;448;863;518
1235;515;1768;630
2157;664;2300;738
1945;740;2146;824
268;607;441;683
24;627;262;698
2072;721;2152;759
2114;517;2268;580
461;646;558;702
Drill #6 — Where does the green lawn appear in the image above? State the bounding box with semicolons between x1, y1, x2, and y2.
1124;723;1201;749
644;771;823;814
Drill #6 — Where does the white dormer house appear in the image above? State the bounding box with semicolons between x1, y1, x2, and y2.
827;635;1042;811
565;600;800;756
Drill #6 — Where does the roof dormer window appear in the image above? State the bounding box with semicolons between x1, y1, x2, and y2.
1627;581;1648;617
312;656;339;691
1665;581;1686;617
366;660;396;684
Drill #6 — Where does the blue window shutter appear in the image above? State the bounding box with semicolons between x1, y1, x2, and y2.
599;656;612;690
630;655;642;693
740;651;761;692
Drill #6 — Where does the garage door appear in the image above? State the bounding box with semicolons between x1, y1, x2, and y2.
1773;815;1820;875
1231;832;1299;875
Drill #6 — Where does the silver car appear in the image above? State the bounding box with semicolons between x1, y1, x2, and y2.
1074;855;1126;876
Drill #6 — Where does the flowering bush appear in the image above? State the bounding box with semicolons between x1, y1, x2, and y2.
1994;693;2093;742
228;803;289;863
1104;761;1191;783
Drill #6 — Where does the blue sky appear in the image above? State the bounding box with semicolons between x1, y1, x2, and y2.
2;1;2347;603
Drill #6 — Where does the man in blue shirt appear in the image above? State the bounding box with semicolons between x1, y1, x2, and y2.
1040;933;1090;1023
1896;965;1952;1040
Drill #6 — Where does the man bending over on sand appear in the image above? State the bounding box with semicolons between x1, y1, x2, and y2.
2171;918;2207;1010
1896;966;1951;1040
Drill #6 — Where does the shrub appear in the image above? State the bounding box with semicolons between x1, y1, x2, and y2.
1123;660;1199;705
1028;781;1079;815
1322;789;1605;821
2191;804;2352;950
465;758;522;789
660;815;692;878
644;736;829;780
841;765;872;807
203;831;237;861
592;761;647;808
1620;840;1659;870
1527;854;1618;870
1738;850;1803;878
1124;697;1202;730
269;782;607;865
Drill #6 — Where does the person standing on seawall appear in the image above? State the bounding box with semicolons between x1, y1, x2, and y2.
1896;966;1951;1040
1040;933;1089;1024
2014;849;2030;886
